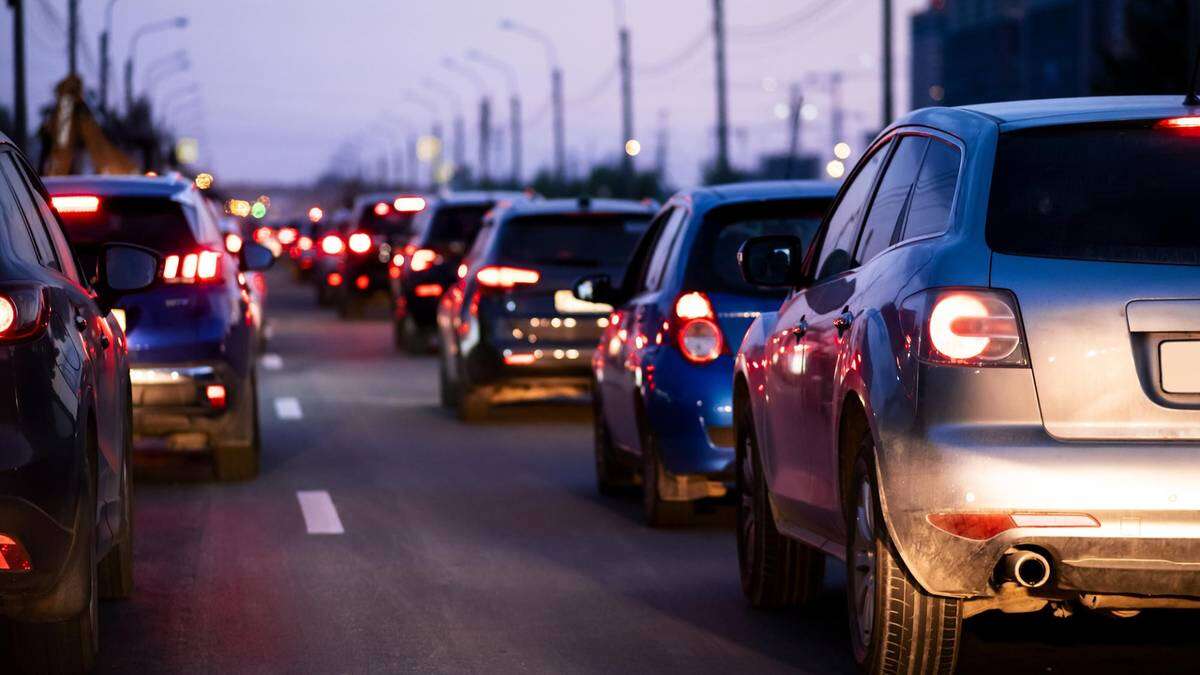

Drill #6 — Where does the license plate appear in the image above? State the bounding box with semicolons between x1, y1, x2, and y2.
110;309;127;333
554;290;612;315
1160;341;1200;393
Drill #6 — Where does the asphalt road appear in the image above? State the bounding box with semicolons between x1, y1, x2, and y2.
94;268;1200;674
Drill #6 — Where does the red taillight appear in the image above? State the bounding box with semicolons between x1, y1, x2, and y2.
457;263;468;279
1157;117;1200;130
348;232;373;254
0;288;48;342
393;196;427;212
476;266;540;288
253;226;272;244
224;233;244;254
320;235;345;255
927;512;1099;541
414;283;443;298
906;289;1027;366
409;248;438;272
51;195;100;213
355;275;370;290
504;352;537;366
205;384;227;409
327;272;343;287
298;236;313;252
277;227;297;245
163;250;222;284
0;534;32;572
388;266;401;279
672;292;723;364
374;201;391;216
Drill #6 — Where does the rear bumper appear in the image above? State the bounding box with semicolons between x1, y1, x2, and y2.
644;352;736;478
130;361;250;451
463;339;594;400
0;494;73;604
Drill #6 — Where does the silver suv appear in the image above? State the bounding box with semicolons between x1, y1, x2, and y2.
734;96;1200;674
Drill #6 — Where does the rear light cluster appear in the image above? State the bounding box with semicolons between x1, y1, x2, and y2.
163;250;223;284
902;289;1028;367
50;195;100;213
253;226;273;244
409;248;439;272
927;512;1099;541
476;266;539;289
347;232;373;254
277;227;298;246
673;291;723;364
0;534;32;572
205;384;227;410
0;287;47;342
224;233;244;254
320;235;345;255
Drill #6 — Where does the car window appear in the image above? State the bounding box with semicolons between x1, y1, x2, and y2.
11;162;82;283
498;212;651;270
425;204;493;253
903;139;961;241
856;136;928;264
0;154;60;270
641;207;687;292
813;139;892;281
0;157;42;267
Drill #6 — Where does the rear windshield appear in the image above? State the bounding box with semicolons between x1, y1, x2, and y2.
357;203;417;237
425;204;492;251
686;198;831;296
988;123;1200;265
56;196;198;253
499;213;651;268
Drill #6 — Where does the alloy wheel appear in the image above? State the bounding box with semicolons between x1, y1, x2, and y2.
850;476;877;652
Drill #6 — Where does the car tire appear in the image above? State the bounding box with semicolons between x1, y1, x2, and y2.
98;425;134;600
400;316;428;354
641;433;691;527
458;384;490;423
848;436;961;675
214;374;261;482
736;407;823;608
593;393;634;496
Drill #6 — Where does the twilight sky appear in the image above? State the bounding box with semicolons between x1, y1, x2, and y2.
2;0;929;186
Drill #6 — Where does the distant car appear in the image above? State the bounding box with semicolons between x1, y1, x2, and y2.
0;138;159;671
217;214;268;347
46;175;274;481
312;209;350;306
288;220;318;280
577;182;835;526
437;198;656;421
332;193;426;318
391;191;526;352
734;96;1200;673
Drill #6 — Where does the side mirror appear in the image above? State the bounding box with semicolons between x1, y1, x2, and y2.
572;273;620;307
738;235;805;288
240;242;275;272
96;243;160;311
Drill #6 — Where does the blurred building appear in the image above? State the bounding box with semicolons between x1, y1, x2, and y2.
910;0;1199;108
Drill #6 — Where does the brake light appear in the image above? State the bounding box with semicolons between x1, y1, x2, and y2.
205;384;227;409
253;226;272;244
476;266;540;288
393;196;427;212
224;233;244;254
1157;117;1200;130
298;236;313;252
457;263;468;279
905;289;1027;366
277;227;297;245
348;232;373;254
927;512;1099;541
374;202;391;216
51;195;100;213
320;235;345;255
327;272;343;287
0;287;48;342
414;283;443;298
672;292;723;364
163;250;223;284
355;275;370;290
409;248;438;272
0;534;32;572
504;352;537;366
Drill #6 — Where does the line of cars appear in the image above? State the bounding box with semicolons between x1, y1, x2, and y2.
0;132;275;671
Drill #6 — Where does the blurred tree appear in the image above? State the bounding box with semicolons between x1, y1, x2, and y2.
1094;0;1198;95
530;163;666;201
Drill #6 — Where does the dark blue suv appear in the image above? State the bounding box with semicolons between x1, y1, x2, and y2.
574;181;836;526
45;176;273;481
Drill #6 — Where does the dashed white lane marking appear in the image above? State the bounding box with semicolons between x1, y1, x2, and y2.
260;353;283;370
296;491;344;535
274;397;303;420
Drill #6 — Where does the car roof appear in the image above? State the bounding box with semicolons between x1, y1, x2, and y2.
42;174;193;198
430;190;528;208
500;197;656;220
351;192;424;209
901;95;1195;133
686;180;839;206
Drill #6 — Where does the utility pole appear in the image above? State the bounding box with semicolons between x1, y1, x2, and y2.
100;0;119;112
654;109;669;180
786;84;803;179
432;122;445;189
478;97;491;185
8;0;28;151
551;67;565;182
882;0;894;126
831;71;845;147
510;95;522;185
616;3;635;191
712;0;731;180
68;0;79;76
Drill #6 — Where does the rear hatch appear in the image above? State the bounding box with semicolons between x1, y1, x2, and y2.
987;121;1200;440
413;202;494;286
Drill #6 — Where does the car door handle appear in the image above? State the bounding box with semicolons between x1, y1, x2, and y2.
834;310;854;337
74;314;88;331
791;319;808;339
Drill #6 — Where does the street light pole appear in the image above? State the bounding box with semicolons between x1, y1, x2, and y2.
7;0;28;152
501;19;565;183
125;16;189;113
882;0;894;126
468;49;522;186
67;0;78;76
614;0;635;192
100;0;119;112
443;58;494;185
423;78;466;181
711;0;731;180
400;92;444;189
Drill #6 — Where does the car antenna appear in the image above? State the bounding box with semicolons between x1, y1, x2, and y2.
1186;45;1200;106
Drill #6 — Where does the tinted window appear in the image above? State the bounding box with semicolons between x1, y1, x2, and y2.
687;198;831;296
0;158;40;265
425;204;492;252
814;140;891;280
0;156;58;268
357;202;418;238
856;136;927;264
904;140;960;240
56;196;199;255
499;213;651;268
988;124;1200;265
641;207;686;291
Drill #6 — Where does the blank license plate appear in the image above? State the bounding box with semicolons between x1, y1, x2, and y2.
1160;341;1200;393
554;290;612;315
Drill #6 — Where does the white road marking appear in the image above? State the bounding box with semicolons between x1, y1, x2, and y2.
260;353;283;370
274;397;303;419
296;490;344;535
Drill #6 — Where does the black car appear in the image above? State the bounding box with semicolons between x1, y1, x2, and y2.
390;191;526;352
334;192;426;318
45;176;275;481
0;136;159;672
436;198;655;421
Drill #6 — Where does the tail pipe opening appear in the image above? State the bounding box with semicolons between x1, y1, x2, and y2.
1003;549;1052;588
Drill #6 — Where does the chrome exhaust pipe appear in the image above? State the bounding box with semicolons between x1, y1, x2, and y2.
1004;550;1051;588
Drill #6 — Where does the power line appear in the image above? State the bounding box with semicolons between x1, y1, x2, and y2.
566;64;618;107
637;28;710;78
728;0;843;39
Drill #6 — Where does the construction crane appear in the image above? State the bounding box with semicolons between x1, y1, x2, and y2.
41;75;137;176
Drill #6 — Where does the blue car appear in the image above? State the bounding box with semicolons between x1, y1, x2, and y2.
575;181;836;526
45;176;274;481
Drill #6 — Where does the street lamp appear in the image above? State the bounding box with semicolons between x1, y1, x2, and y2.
443;57;494;184
99;0;120;112
125;16;188;113
422;77;466;179
500;18;565;183
400;92;445;188
468;49;522;185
